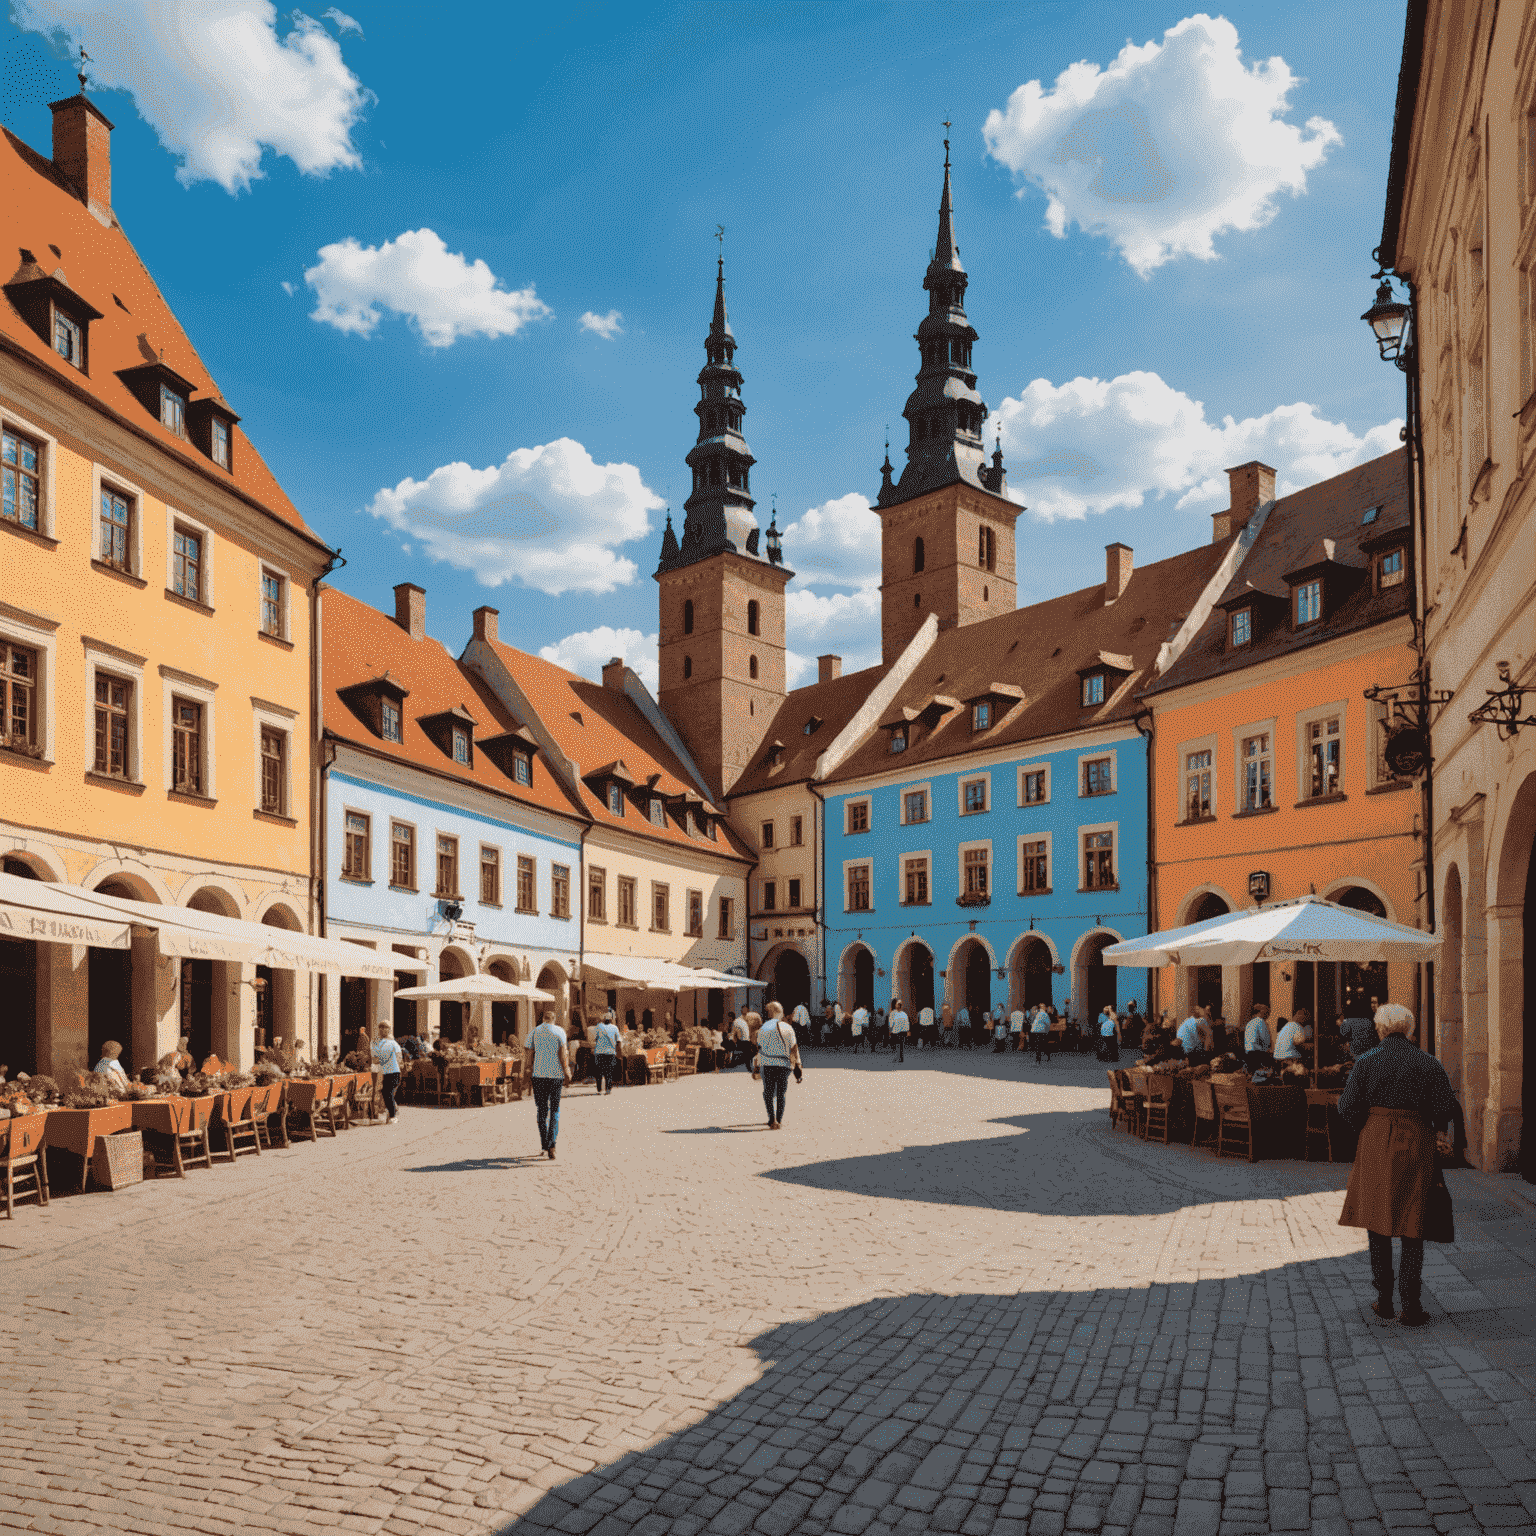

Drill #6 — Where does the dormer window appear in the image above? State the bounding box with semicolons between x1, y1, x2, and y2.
160;384;187;437
803;714;822;735
452;727;470;764
649;797;667;827
340;672;412;749
211;418;230;468
1378;547;1404;589
608;782;624;816
188;399;240;472
54;311;81;366
1362;505;1381;525
513;750;531;785
1231;609;1252;646
1295;579;1322;625
889;726;907;753
382;699;402;742
684;808;695;836
1082;673;1105;706
973;701;991;731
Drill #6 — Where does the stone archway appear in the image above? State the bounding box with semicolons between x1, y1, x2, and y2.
771;948;811;1015
952;938;992;1020
1072;930;1122;1025
182;884;243;1064
535;962;569;1038
486;957;521;1045
894;939;934;1015
1009;934;1054;1011
1491;769;1536;1174
1322;885;1390;1041
1440;864;1464;1098
1184;893;1229;1018
837;943;876;1014
89;873;165;1077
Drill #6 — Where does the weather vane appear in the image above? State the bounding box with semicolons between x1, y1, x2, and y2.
77;46;91;94
943;117;952;165
716;223;725;251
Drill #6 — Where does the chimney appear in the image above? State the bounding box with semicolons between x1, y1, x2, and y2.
49;94;114;224
817;654;842;684
1104;543;1134;605
1220;461;1277;541
472;606;498;644
601;656;627;691
393;583;425;641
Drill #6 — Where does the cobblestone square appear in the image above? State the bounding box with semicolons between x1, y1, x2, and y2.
4;1054;1535;1536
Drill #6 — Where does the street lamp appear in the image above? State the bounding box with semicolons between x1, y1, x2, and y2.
1361;278;1412;366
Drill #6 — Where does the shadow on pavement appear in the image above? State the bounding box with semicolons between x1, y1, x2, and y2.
664;1123;770;1135
494;1267;1532;1536
404;1155;545;1173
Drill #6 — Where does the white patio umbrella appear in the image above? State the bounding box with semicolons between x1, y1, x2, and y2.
1100;895;1441;968
392;974;556;1003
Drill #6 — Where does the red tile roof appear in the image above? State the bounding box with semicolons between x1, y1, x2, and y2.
481;637;755;863
0;119;323;545
823;537;1235;785
729;662;891;797
1148;450;1410;696
322;588;588;823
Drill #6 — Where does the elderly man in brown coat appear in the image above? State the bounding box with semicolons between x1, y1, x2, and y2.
1337;1003;1460;1327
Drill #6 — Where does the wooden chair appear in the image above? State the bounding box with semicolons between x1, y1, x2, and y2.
254;1083;288;1149
320;1078;353;1135
501;1058;524;1102
1115;1072;1146;1137
1106;1070;1127;1130
353;1072;383;1123
643;1048;669;1086
1190;1080;1220;1151
1214;1082;1255;1161
675;1047;700;1078
147;1098;216;1177
663;1046;681;1083
1141;1073;1176;1144
286;1078;333;1143
1304;1090;1337;1162
1;1115;48;1218
217;1094;262;1162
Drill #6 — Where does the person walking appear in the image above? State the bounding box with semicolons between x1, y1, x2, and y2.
889;999;910;1062
1098;1005;1121;1063
371;1023;404;1125
850;1003;868;1053
1243;1004;1275;1072
1338;1003;1460;1326
752;1001;801;1130
1009;1004;1027;1053
992;1010;1008;1053
528;1010;571;1160
731;1010;752;1068
592;1010;620;1094
1030;1005;1051;1064
917;1002;935;1049
941;1001;954;1048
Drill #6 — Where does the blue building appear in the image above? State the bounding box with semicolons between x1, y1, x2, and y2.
319;584;589;1049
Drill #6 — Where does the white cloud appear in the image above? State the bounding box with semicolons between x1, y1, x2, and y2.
990;370;1402;522
280;280;295;296
306;228;550;347
579;309;624;340
983;14;1340;276
322;6;362;35
540;627;659;695
13;1;370;194
779;493;882;589
784;587;882;689
367;437;664;596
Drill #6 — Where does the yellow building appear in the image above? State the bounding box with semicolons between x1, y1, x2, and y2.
1377;0;1536;1173
0;89;341;1075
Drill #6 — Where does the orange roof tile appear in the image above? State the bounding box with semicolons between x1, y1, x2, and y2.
0;119;324;546
322;588;588;824
482;638;755;863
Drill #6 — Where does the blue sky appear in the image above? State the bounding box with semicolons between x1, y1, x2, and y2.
4;1;1408;689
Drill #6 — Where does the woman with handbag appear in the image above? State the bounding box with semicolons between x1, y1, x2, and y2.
1337;1003;1461;1326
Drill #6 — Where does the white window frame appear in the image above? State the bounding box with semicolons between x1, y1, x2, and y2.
1017;760;1051;807
957;772;991;817
83;636;146;783
1177;731;1218;822
843;857;873;913
0;600;58;763
1;406;58;538
165;504;214;607
1232;716;1279;812
957;838;992;898
899;848;932;907
1079;820;1120;892
1295;699;1348;802
900;782;932;826
844;795;872;835
1077;749;1118;798
159;664;217;800
259;563;292;641
1016;830;1053;895
252;696;299;819
91;463;145;578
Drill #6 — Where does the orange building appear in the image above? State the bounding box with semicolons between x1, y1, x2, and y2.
0;89;343;1074
1142;452;1420;1037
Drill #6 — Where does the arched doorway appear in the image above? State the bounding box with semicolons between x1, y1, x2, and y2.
958;939;991;1019
1186;893;1229;1016
0;855;41;1075
1523;836;1536;1182
1325;885;1390;1039
1075;931;1119;1023
841;945;875;1013
439;949;470;1041
90;877;146;1071
535;963;566;1038
1440;865;1464;1097
772;948;811;1014
896;942;934;1014
1010;935;1053;1010
486;958;520;1045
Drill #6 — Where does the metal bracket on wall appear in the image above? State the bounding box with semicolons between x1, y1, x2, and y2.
1468;662;1536;740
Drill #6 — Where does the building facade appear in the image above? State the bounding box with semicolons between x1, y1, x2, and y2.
1;88;337;1075
319;585;588;1048
1378;0;1536;1174
1144;453;1419;1034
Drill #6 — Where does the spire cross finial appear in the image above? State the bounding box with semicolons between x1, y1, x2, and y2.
715;223;725;264
943;118;951;167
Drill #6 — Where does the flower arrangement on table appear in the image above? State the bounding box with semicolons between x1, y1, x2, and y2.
0;1073;60;1116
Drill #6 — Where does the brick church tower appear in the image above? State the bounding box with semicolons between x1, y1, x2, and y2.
656;256;791;801
874;138;1022;664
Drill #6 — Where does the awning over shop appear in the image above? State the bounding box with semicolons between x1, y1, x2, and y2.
682;967;766;990
582;954;767;992
0;870;133;950
0;876;396;979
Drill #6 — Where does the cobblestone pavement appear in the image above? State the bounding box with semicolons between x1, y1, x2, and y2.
2;1050;1534;1536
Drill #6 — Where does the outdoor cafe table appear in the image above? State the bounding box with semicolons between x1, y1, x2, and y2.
1128;1070;1311;1158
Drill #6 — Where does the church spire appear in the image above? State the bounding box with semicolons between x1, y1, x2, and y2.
656;244;762;573
877;132;995;509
